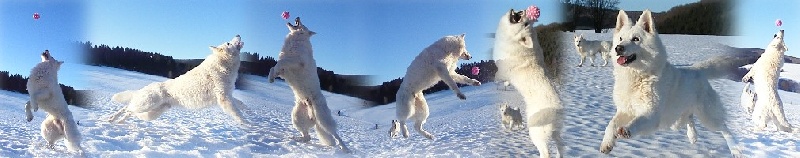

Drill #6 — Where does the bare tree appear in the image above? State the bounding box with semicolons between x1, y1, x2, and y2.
584;0;619;33
562;0;585;32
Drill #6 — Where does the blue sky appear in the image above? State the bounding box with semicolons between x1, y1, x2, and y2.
734;0;799;57
0;0;87;88
4;0;788;88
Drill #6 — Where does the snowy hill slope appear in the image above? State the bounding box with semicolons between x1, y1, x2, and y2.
0;32;797;157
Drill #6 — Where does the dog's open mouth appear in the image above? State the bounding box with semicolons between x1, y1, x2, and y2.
616;54;636;66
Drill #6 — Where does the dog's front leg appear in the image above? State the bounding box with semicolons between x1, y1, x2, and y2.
600;115;619;154
435;64;466;100
267;62;284;83
28;90;54;112
451;73;481;86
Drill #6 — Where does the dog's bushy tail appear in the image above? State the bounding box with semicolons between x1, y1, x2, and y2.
112;90;136;104
689;47;756;79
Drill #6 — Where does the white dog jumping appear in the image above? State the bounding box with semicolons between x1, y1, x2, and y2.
574;34;613;67
599;10;742;156
494;9;565;158
742;30;794;132
500;103;524;131
109;35;249;125
391;33;481;140
267;17;350;152
25;50;83;154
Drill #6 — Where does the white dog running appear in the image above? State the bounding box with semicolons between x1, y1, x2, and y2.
574;34;613;67
25;50;83;154
267;17;350;152
494;9;565;158
392;34;481;140
599;10;742;156
742;30;794;132
109;35;249;125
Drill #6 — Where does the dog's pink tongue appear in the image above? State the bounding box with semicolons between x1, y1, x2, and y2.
617;56;627;65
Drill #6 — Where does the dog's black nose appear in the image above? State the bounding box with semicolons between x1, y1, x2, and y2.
615;45;625;55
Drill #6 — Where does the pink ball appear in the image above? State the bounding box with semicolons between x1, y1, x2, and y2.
471;66;480;76
526;5;540;21
776;19;782;27
281;11;290;20
33;13;40;20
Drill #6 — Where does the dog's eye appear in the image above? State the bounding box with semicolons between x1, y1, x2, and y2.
774;34;778;38
227;43;231;46
631;37;640;42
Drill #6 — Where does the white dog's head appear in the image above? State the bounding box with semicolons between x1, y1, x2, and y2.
210;35;244;57
435;34;471;60
612;10;667;73
574;34;584;47
286;17;316;40
768;30;789;52
40;50;63;66
496;9;537;50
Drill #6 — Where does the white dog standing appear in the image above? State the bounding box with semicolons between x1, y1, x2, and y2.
599;10;743;156
500;103;524;131
494;9;565;158
391;33;480;140
574;34;613;67
267;17;350;152
742;30;794;132
25;50;83;154
109;35;249;125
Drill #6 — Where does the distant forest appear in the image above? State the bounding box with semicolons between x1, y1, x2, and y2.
0;71;80;105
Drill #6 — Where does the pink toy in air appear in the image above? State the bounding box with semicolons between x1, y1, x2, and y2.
471;66;480;76
282;11;290;20
776;19;782;27
526;5;540;21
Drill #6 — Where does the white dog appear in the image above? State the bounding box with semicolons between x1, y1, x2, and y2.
109;35;249;125
742;30;794;132
574;34;613;67
392;33;481;140
599;10;742;156
493;9;565;158
500;103;524;131
740;82;756;114
267;17;350;152
25;50;83;154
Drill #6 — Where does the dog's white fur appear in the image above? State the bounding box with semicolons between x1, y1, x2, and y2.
267;17;350;152
25;50;83;154
500;103;524;131
393;34;480;140
574;34;613;67
599;10;741;156
740;82;756;114
388;120;400;137
742;30;794;132
493;9;565;158
108;35;248;125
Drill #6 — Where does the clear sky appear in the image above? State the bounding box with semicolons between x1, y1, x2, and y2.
734;0;799;57
89;0;565;86
0;0;87;88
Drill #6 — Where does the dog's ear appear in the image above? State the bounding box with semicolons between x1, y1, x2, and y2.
615;10;630;34
459;33;466;40
310;31;317;36
637;10;656;34
58;61;64;65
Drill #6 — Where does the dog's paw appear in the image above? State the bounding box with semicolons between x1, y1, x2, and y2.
471;80;482;86
741;76;752;82
293;136;311;142
456;93;467;100
616;127;631;139
600;143;614;154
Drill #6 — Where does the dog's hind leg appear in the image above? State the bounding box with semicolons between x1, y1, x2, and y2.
307;98;351;152
554;130;565;158
412;93;434;139
292;99;314;142
134;103;170;121
529;126;552;158
769;98;794;132
686;115;698;144
25;101;35;122
41;115;64;148
108;106;132;124
395;91;414;138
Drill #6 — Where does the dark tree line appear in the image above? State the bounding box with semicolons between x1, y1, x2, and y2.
0;71;80;105
83;41;193;79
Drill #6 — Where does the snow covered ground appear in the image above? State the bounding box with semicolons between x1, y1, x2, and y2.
0;31;797;157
